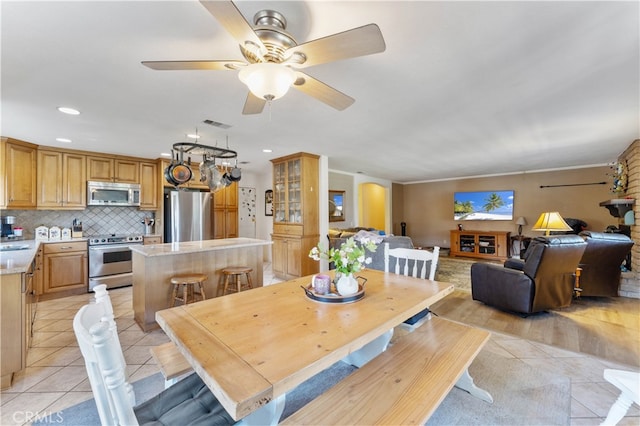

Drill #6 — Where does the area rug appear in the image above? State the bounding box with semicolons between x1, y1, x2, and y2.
435;256;495;292
35;344;570;425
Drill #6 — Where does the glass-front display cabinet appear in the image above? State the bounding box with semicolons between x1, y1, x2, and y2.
270;152;319;279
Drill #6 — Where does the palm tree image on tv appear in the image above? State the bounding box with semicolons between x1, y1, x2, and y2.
454;191;514;221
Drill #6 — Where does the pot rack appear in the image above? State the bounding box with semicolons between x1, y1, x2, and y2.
172;142;237;161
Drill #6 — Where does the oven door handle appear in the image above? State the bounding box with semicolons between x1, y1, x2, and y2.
89;245;135;253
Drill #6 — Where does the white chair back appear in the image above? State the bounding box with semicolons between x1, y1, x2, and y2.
74;285;138;425
384;243;440;280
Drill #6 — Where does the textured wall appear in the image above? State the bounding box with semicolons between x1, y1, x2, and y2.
619;139;639;297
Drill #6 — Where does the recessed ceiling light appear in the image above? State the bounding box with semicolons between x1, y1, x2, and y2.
57;106;80;115
160;152;172;157
56;137;72;143
262;149;273;153
187;134;200;139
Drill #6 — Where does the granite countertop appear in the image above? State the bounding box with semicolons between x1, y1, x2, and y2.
130;237;272;258
0;238;89;275
0;240;39;275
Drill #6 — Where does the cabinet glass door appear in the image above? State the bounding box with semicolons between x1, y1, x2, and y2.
273;162;286;223
287;159;302;223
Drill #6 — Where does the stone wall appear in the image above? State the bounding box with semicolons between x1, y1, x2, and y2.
618;139;639;298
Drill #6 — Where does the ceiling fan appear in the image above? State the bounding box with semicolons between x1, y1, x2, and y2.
142;0;386;114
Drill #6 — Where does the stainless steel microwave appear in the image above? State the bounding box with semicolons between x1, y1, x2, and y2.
87;181;140;206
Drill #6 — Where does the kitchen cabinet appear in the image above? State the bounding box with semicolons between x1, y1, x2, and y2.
213;181;238;239
1;137;37;209
42;241;88;299
143;235;162;245
450;230;511;261
270;152;319;280
87;156;139;183
272;236;302;278
37;149;86;209
139;161;158;210
0;265;35;390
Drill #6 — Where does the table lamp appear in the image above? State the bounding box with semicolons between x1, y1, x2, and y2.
516;217;527;236
532;212;572;236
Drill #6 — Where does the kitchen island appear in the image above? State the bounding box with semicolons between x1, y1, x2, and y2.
131;238;272;331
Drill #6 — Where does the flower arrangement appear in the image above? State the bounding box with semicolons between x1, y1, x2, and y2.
309;236;378;275
609;160;628;195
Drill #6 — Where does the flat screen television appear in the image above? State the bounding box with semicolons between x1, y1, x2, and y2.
454;190;514;221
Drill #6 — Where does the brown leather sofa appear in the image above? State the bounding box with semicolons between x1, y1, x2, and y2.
575;231;634;297
505;231;634;297
471;235;587;315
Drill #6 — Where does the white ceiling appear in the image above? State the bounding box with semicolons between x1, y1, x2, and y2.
2;1;638;183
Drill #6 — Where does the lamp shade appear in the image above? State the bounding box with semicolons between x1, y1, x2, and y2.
532;212;572;236
238;63;296;101
516;217;527;226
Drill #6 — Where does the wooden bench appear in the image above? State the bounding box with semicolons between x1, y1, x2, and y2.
281;317;492;425
150;342;193;388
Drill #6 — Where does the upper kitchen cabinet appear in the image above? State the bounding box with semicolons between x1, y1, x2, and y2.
1;137;37;209
87;156;139;183
37;149;86;209
270;152;319;280
139;161;158;210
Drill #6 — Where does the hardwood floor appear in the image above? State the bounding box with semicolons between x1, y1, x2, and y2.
432;290;640;367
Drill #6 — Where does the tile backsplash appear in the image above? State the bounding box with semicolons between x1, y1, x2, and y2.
2;207;155;238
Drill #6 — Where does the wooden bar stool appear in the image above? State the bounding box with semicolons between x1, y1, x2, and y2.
221;267;253;295
170;274;207;307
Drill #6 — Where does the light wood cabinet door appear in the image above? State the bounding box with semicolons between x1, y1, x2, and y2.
87;156;113;181
43;242;88;296
213;183;238;238
2;139;37;209
37;150;63;207
114;159;139;183
37;150;86;208
139;161;158;210
63;152;87;207
272;237;287;277
88;156;139;183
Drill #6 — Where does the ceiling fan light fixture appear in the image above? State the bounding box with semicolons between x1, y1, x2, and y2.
238;63;296;101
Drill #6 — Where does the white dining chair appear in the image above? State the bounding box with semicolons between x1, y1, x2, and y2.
344;244;442;368
601;369;640;425
73;285;235;425
384;243;440;332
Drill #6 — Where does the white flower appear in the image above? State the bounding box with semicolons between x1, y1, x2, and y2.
308;237;378;275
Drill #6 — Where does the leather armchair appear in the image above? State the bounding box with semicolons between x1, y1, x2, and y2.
471;235;587;315
576;231;634;297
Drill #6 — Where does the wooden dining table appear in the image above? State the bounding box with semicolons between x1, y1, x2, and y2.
155;268;454;422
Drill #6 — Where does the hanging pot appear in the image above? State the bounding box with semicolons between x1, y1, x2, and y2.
228;167;242;182
169;163;192;185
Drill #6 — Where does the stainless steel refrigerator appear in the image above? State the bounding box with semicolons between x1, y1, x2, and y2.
163;189;213;243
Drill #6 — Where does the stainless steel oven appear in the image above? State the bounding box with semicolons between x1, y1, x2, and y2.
88;234;142;291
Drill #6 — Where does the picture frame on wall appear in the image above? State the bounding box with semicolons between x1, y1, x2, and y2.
265;189;273;216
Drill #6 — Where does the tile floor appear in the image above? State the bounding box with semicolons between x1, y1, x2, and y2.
1;263;638;425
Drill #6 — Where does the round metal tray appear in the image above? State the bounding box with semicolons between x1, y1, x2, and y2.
301;277;366;304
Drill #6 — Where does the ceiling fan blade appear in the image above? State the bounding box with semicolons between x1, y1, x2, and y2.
141;60;245;71
242;92;266;115
199;0;266;54
292;72;355;111
285;24;386;68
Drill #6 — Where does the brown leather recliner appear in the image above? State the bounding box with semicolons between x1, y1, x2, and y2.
576;231;634;297
471;235;587;315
